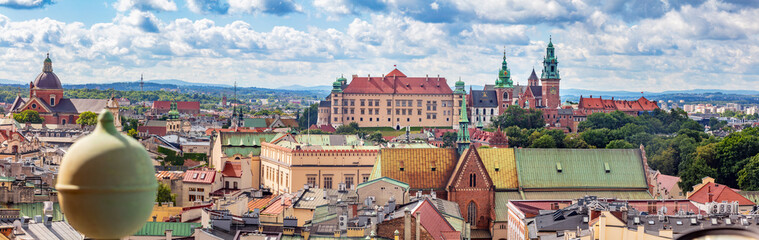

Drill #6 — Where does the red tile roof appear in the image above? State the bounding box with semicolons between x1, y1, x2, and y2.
221;161;242;178
183;159;203;168
510;200;572;218
688;182;755;205
204;128;264;136
656;173;681;193
441;231;461;240
152;101;200;111
309;124;336;133
248;195;277;211
155;171;185;180
138;126;167;136
183;169;216;184
261;196;292;215
342;69;453;95
413;198;457;240
579;96;659;112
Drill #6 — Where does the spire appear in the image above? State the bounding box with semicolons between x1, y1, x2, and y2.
459;95;469;124
43;53;53;73
456;95;470;154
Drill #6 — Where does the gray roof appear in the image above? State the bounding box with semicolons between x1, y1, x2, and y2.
528;69;539;81
319;100;331;107
529;86;543;98
33;72;63;89
18;221;84;240
471;90;498;108
146;120;167;127
292;188;358;210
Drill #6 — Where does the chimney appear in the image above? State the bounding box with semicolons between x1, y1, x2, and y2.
430;191;436;199
165;229;173;240
415;212;421;240
44;215;53;226
404;208;411;240
153;215;157;222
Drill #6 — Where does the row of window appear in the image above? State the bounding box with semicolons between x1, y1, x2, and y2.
306;175;370;189
336;116;451;123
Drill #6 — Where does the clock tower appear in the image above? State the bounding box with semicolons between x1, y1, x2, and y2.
541;37;561;109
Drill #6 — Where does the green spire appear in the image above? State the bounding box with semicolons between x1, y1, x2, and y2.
453;77;466;94
495;49;513;89
168;100;180;119
331;77;343;93
456;95;470;154
541;36;560;79
43;53;53;73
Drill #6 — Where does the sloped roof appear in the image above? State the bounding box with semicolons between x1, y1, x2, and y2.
134;222;202;237
579;96;659;112
342;69;453;95
261;196;292;215
220;132;281;146
244;118;268;128
528;69;539;81
183;169;216;184
528;86;543;98
156;171;185;180
221;161;242;178
356;176;410;190
477;148;518;189
471;90;498;108
521;190;652;200
373;148;458;190
309;124;336;133
152;101;200;111
656;173;681;192
515;148;648;190
688;182;755;205
21;222;82;240
406;199;457;240
248;195;277;211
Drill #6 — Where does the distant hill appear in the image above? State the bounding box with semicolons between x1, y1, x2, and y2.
148;79;233;88
278;85;331;92
0;79;22;85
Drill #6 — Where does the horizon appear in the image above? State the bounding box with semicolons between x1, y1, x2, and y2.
0;0;757;92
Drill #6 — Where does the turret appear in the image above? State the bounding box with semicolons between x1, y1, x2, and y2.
457;93;470;154
495;50;513;89
453;77;466;94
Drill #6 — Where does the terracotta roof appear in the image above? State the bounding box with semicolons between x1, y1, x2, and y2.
509;200;573;218
688;182;754;205
261;196;292;215
183;159;203;168
441;231;461;240
412;198;457;240
342;69;453;95
152;101;200;111
625;199;705;215
248;195;277;211
138;126;167;136
375;148;458;190
579;96;658;112
656;173;681;193
183;169;216;184
204;127;264;136
308;124;336;133
155;171;185;180
221;161;242;178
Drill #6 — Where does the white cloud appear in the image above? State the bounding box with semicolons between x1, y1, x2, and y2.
113;0;178;12
0;0;53;9
228;0;302;15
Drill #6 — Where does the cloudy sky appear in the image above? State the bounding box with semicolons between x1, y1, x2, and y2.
0;0;757;91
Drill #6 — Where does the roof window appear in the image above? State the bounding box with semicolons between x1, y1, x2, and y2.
556;162;562;173
200;173;206;179
604;162;610;173
192;173;198;179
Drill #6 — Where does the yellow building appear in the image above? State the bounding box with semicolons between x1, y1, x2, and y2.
259;134;378;194
582;211;671;240
317;68;465;128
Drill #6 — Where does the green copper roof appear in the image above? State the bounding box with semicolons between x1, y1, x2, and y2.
453;78;466;94
331;78;343;93
494;191;522;222
223;146;261;157
8;202;65;222
133;222;202;237
356;176;410;190
220;132;281;146
243;118;268;128
521;190;652;200
495;51;513;88
515;148;648;190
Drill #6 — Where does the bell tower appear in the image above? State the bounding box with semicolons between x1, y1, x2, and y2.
494;50;514;114
541;37;561;109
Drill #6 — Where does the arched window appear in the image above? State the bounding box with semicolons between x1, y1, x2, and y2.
503;92;509;100
468;202;477;225
50;95;55;106
61;119;66;125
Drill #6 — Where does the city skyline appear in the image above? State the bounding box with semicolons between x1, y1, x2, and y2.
0;0;757;91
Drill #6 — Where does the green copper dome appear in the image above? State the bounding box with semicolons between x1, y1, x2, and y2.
331;79;343;93
495;51;513;89
453;77;466;94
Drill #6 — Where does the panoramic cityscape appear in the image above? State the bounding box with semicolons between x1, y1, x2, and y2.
0;0;759;239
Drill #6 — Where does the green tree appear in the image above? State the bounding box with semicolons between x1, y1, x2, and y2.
335;122;360;134
367;131;387;144
503;126;529;148
564;134;592;149
530;135;556;148
650;148;679;175
297;104;319;129
441;132;457;148
605;139;634;149
127;129;140;139
13;110;44;123
76;111;98;126
491;105;545;129
156;182;176;206
580;128;610;148
738;154;759;191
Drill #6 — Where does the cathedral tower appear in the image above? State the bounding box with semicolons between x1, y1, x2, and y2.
541;37;561;109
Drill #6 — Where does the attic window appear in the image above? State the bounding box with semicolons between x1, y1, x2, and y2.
431;167;436;171
200;173;206;179
495;167;500;172
604;162;610;173
193;173;198;179
400;168;404;171
556;162;562;173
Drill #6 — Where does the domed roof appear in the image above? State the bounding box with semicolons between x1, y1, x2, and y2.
34;54;63;89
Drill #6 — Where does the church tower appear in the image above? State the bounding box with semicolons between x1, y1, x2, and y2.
494;50;514;114
457;91;470;155
541;37;561;109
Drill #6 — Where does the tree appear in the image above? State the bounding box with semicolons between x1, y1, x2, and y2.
738;154;759;191
580;128;610;148
367;131;387;144
441;132;457;148
335;122;360;134
564;134;591;149
13;110;44;123
297;104;319;129
76;111;98;126
156;182;176;206
649;148;679;175
503;126;529;148
530;135;556;148
605;139;634;149
127;129;140;139
491;105;545;129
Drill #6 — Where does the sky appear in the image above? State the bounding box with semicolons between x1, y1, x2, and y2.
0;0;757;91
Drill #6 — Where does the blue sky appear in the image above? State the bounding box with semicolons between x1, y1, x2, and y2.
0;0;757;91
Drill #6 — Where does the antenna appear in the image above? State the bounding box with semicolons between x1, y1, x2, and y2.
139;73;144;92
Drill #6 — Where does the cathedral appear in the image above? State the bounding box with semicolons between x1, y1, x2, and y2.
9;54;120;127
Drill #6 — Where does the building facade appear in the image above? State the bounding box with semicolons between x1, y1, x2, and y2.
317;69;464;128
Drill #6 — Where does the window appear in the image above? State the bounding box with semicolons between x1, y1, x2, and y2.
61;119;66;125
418;109;422;115
362;174;370;183
345;176;354;188
387;100;392;106
468;202;477;225
324;176;333;189
375;100;380;106
350;100;355;106
200;173;206;179
50;96;55;106
361;100;365;106
31;103;37;109
368;100;373;106
307;176;316;187
387;109;392;115
361;109;365;114
350;108;355;114
469;173;477;187
233;182;238;189
417;100;422;107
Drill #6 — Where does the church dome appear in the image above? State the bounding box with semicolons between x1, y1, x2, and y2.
33;54;63;89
